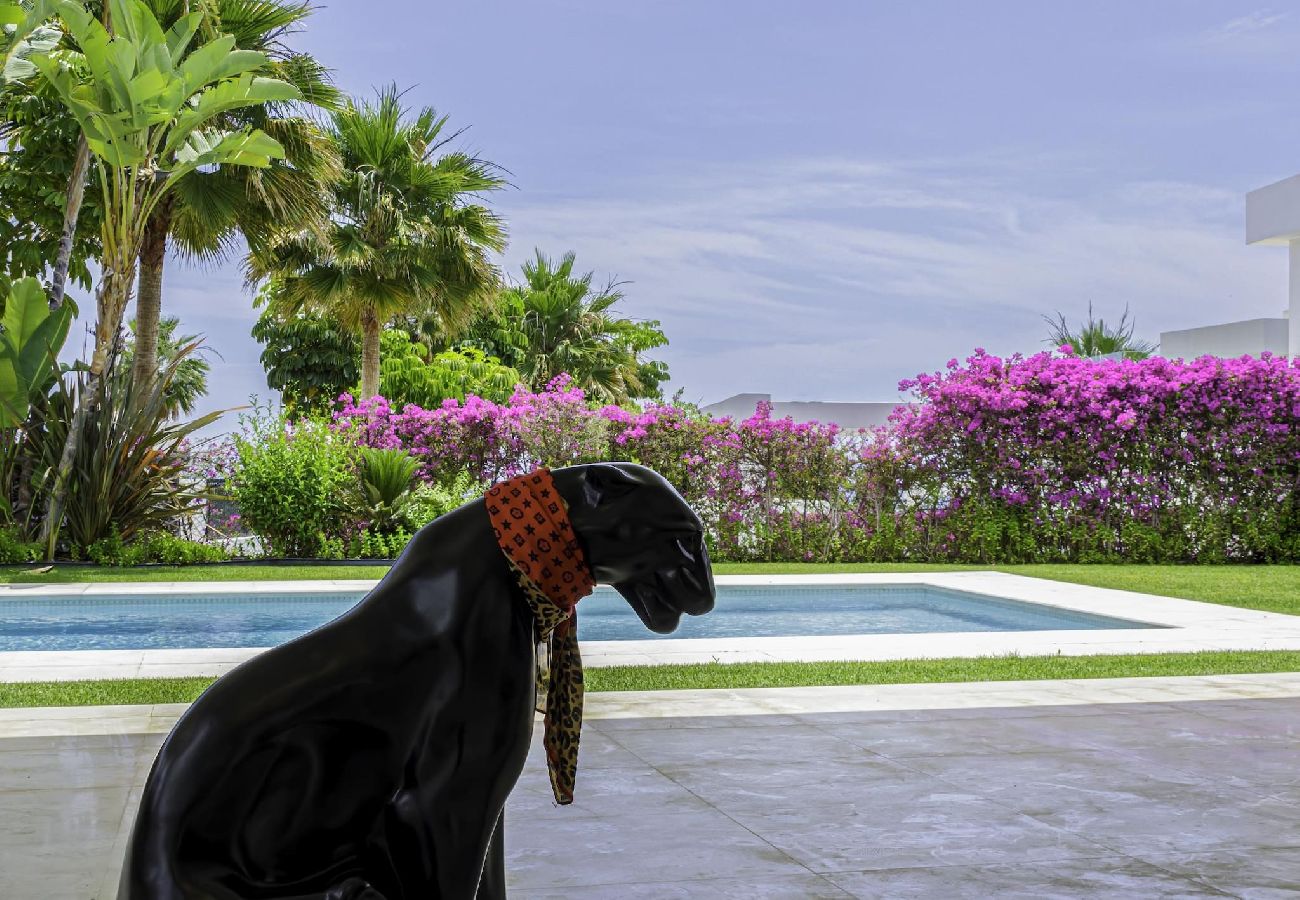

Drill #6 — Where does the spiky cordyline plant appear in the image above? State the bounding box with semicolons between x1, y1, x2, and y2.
36;343;223;552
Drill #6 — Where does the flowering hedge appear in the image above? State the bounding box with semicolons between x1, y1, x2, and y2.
229;353;1300;564
892;349;1300;563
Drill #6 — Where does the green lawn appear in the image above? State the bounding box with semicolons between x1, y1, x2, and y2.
1;561;1296;615
2;650;1296;708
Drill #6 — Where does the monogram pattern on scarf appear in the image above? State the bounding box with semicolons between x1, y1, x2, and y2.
486;469;595;805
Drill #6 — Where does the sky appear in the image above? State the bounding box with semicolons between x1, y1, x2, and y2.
112;1;1300;425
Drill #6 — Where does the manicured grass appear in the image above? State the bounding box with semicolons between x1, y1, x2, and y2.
998;564;1300;617
586;650;1300;692
0;676;215;708
1;562;1295;616
2;650;1297;708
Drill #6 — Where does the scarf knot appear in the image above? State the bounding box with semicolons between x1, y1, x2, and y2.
485;468;595;804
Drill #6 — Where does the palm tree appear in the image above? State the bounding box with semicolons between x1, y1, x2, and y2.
130;0;342;390
1044;304;1157;361
122;315;213;418
473;250;669;404
250;85;507;399
28;0;300;555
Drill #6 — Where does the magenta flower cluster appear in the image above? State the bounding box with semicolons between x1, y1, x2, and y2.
889;349;1300;562
213;352;1300;563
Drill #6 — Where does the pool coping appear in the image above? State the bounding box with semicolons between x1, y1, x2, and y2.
1;571;1299;682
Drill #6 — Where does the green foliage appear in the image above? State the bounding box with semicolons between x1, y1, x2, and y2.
121;315;211;416
377;330;520;406
249;84;507;398
340;524;410;560
27;0;297;169
230;409;355;557
0;277;73;427
251;295;359;414
152;0;341;262
355;447;418;534
86;526;230;566
1043;303;1156;360
0;86;101;291
0;524;40;563
22;0;299;361
401;470;485;530
471;249;670;403
39;346;222;550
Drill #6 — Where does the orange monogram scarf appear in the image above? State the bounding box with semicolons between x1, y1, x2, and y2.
485;468;596;804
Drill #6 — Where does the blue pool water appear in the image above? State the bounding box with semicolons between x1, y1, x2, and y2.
0;585;1154;651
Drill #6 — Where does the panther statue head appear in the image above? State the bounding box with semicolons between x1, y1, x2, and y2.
552;462;715;633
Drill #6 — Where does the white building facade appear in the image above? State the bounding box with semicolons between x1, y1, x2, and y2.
1159;174;1299;359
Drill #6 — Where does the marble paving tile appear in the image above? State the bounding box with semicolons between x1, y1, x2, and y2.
1117;742;1300;802
503;808;805;889
0;733;156;790
4;693;1300;898
813;713;1109;758
0;838;118;900
1134;846;1300;899
511;872;854;898
825;855;1234;898
724;793;1110;874
0;786;131;848
521;728;648;771
652;756;928;811
905;747;1300;856
607;722;876;769
508;766;713;820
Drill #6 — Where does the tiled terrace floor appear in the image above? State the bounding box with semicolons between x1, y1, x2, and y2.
2;682;1299;898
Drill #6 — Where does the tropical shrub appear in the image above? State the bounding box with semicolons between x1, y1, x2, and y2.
230;410;355;557
0;525;41;564
401;471;488;530
355;447;419;535
376;331;520;406
0;277;74;427
86;528;229;566
345;525;411;560
252;305;359;415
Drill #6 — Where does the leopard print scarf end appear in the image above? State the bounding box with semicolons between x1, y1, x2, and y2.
486;469;596;805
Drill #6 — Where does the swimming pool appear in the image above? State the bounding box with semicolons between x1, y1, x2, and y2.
0;584;1156;651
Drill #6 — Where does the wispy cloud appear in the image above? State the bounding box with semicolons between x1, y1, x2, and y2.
1204;9;1288;43
156;153;1283;418
499;157;1282;403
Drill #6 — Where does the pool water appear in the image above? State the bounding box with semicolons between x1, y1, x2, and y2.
0;585;1155;651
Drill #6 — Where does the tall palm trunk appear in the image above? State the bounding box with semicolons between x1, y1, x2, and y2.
132;200;173;390
14;136;89;524
48;136;91;309
360;310;381;399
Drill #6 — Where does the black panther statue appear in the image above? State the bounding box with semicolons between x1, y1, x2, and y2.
118;462;714;900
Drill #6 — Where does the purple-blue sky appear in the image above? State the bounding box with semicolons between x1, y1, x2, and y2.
145;1;1300;422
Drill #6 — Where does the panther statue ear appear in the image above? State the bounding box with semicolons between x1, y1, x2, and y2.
580;463;640;506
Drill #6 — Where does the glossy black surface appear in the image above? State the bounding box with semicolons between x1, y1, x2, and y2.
118;463;714;899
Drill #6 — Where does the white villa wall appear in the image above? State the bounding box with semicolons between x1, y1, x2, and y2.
701;393;904;428
1158;318;1289;360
